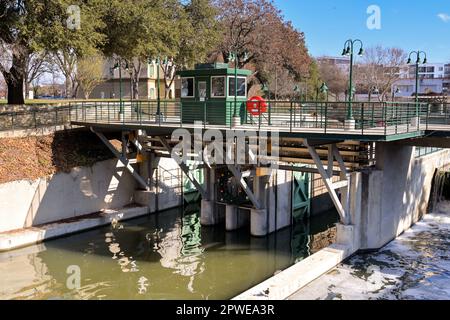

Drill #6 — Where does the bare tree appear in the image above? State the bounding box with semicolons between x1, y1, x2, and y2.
77;55;106;99
51;49;79;98
24;51;50;97
354;45;407;101
317;59;348;101
212;0;310;94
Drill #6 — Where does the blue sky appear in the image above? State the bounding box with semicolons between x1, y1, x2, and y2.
273;0;450;63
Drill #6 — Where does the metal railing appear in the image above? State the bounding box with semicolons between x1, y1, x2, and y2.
1;100;448;138
243;101;436;135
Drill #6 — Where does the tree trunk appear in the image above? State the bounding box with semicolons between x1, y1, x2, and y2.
4;51;27;105
132;78;139;100
65;77;72;98
131;62;142;100
6;75;25;105
71;82;79;99
165;85;170;99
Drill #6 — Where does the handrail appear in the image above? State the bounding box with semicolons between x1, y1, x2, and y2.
1;100;445;136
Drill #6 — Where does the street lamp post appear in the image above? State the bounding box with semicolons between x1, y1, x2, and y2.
156;57;160;119
368;87;379;103
228;51;248;127
112;59;124;120
407;51;427;103
149;57;167;123
392;87;401;102
317;82;329;101
341;39;364;130
407;50;427;126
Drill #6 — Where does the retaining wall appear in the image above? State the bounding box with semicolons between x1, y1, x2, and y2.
0;156;184;234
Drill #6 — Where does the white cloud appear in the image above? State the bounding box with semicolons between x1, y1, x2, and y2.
437;13;450;23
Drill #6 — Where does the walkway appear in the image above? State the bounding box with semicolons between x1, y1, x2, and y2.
289;209;450;300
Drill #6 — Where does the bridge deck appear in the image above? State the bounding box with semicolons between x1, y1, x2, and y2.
68;101;450;142
72;119;442;142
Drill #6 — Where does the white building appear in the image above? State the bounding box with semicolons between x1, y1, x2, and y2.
393;62;449;97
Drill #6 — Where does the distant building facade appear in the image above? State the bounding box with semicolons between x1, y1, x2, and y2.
78;58;177;100
393;62;450;97
317;56;350;73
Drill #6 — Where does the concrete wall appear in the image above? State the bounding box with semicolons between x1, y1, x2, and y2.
0;155;186;234
358;145;450;250
134;157;183;213
0;159;137;233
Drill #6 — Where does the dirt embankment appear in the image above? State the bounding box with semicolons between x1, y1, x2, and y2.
0;130;116;184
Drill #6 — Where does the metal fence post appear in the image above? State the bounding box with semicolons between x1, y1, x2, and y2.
361;103;364;135
371;102;375;127
407;103;410;132
204;101;207;129
293;101;297;128
180;102;183;128
290;102;293;132
258;101;261;130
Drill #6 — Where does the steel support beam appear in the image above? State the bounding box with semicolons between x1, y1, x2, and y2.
304;139;350;225
90;127;150;191
227;164;263;210
156;136;208;199
277;165;341;176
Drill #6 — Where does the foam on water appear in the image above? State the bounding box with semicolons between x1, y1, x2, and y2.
292;208;450;300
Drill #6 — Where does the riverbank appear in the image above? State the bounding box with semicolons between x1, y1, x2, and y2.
0;130;114;184
289;207;450;300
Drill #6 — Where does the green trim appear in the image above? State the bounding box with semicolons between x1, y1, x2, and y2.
177;68;251;77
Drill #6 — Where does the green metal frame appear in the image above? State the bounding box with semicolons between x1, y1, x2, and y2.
62;99;450;142
177;63;251;126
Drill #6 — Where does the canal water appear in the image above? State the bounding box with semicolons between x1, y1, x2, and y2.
0;207;338;300
290;203;450;300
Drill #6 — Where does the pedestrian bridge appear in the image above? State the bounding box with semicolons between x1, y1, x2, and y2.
69;100;450;143
66;99;450;242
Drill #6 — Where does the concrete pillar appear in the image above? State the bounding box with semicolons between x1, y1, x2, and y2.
250;172;270;237
274;170;293;231
226;205;249;231
201;167;219;226
250;208;268;237
249;169;293;237
329;170;362;256
344;119;356;131
358;142;415;250
201;199;218;226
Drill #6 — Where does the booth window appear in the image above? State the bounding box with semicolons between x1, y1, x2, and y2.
211;76;226;97
181;78;194;97
228;77;247;97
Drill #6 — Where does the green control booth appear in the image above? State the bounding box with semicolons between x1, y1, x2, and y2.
177;63;252;126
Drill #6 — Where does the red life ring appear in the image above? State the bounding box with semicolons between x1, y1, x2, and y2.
246;96;268;116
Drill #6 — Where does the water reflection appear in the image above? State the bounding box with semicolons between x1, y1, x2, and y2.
0;207;338;300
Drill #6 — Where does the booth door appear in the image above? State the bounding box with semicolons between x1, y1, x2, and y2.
198;81;207;102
